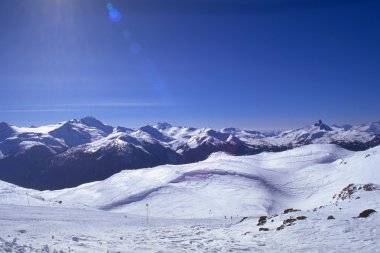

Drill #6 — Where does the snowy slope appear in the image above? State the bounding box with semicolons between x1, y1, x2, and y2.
39;144;376;219
0;144;380;252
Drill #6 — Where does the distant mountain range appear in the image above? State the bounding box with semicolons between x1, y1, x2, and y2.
0;117;379;190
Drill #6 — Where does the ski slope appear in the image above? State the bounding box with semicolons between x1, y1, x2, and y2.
0;144;379;252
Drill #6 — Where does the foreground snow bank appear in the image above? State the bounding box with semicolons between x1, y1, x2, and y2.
0;188;379;252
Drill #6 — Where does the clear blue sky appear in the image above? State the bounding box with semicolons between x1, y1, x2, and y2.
0;0;379;130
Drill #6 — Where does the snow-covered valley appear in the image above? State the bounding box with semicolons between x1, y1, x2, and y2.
0;144;379;252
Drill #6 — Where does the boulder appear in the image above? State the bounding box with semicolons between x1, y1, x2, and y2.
358;209;376;218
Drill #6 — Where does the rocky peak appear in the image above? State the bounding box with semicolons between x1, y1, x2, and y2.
314;120;333;131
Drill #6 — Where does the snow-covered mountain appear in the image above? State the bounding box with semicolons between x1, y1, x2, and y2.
48;117;113;147
0;117;379;190
0;143;379;252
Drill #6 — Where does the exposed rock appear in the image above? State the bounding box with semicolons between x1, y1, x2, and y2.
297;216;307;220
283;208;301;214
276;225;285;231
283;218;297;226
358;209;377;218
238;217;248;223
327;215;335;220
333;183;377;204
257;216;267;226
363;184;375;191
259;228;269;232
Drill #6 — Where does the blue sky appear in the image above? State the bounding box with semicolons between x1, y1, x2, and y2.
0;0;379;130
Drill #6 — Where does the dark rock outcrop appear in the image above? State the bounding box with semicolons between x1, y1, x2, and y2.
283;218;297;226
238;217;249;224
333;183;377;203
283;208;301;214
358;209;376;218
257;216;267;226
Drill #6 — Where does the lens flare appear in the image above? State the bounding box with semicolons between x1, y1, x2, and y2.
107;3;122;23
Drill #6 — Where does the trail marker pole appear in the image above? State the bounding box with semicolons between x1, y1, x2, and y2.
146;203;149;225
26;192;30;206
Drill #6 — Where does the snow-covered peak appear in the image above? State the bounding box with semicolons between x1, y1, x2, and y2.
182;128;230;149
0;121;12;130
139;125;174;143
262;120;379;147
204;129;230;142
261;130;281;137
332;124;353;131
354;122;380;135
114;126;134;133
221;127;240;134
366;122;380;134
130;128;162;144
154;122;173;130
0;122;16;141
48;119;113;148
79;116;113;133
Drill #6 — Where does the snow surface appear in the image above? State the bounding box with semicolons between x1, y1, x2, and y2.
11;123;64;134
0;144;379;251
39;144;356;218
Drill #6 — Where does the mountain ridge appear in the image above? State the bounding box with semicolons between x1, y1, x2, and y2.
0;117;379;190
